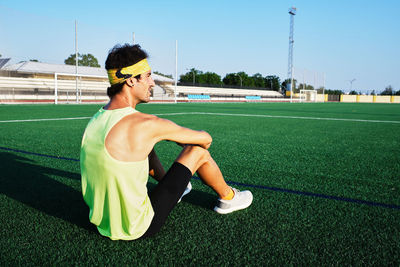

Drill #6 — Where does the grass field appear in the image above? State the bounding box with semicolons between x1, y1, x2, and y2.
0;102;399;265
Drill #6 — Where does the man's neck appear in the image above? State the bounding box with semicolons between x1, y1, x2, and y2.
104;94;138;110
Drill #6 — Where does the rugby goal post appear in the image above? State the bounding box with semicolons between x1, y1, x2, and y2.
299;89;317;103
54;73;108;104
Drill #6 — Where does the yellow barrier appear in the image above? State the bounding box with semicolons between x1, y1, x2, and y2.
375;96;391;103
339;94;397;103
341;95;357;102
358;95;373;103
315;94;326;102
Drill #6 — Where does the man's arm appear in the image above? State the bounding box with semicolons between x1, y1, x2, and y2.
148;148;165;182
150;116;212;149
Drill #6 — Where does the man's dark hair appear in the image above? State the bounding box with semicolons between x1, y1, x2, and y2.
105;44;149;98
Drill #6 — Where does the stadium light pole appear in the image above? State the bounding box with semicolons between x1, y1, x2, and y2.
290;67;294;103
238;74;243;87
174;40;178;104
191;69;195;85
287;7;296;103
349;78;356;92
75;20;79;103
323;73;326;101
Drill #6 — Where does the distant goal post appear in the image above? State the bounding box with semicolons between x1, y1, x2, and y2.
299;89;317;103
54;72;108;104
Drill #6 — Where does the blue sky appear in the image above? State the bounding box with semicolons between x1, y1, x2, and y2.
0;0;399;93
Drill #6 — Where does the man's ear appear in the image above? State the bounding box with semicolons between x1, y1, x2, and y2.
125;77;137;87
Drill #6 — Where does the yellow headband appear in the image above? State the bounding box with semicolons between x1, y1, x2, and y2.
107;58;151;85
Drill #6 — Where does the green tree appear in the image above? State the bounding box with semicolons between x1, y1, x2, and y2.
29;59;39;62
238;72;253;87
179;68;201;84
395;90;400;96
223;72;252;87
349;90;358;95
252;73;265;88
264;75;280;91
197;72;222;86
64;53;100;67
380;85;394;95
324;89;344;95
297;83;314;90
222;73;239;86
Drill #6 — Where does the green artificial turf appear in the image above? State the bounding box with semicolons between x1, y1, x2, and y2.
0;102;399;265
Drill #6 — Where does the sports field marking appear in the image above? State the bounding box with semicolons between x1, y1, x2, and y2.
1;145;399;210
155;112;400;124
0;112;399;124
0;117;92;123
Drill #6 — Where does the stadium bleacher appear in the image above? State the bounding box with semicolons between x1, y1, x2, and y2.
170;85;282;98
0;61;288;103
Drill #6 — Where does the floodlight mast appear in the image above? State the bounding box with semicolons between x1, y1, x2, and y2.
75;20;79;103
174;40;178;104
349;78;356;92
287;7;296;103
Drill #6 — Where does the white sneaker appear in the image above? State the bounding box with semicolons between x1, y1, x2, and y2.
214;188;253;214
178;181;192;203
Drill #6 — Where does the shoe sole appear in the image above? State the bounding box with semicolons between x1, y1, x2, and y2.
213;194;253;214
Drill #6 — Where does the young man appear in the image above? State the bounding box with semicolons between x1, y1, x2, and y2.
80;44;253;240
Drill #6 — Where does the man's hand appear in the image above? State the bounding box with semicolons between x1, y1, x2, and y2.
175;142;211;150
200;142;211;150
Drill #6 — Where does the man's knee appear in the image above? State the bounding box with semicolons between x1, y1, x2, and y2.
178;145;211;171
184;145;210;163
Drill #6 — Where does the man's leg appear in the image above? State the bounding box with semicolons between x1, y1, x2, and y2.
141;145;251;238
175;145;232;198
176;145;253;214
142;145;228;238
141;161;192;238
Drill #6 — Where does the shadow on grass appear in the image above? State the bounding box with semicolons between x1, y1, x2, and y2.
0;152;95;231
0;151;216;235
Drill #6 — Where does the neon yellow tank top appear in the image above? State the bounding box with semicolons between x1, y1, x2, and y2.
80;106;154;240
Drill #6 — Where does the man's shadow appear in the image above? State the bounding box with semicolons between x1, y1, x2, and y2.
0;152;94;231
0;152;215;232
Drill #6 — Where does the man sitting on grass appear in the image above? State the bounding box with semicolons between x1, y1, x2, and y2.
80;44;253;240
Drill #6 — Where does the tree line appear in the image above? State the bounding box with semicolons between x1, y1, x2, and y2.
64;53;100;67
179;68;281;91
179;69;400;95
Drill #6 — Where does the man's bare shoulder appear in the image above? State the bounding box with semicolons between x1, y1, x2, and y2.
123;111;166;128
120;111;178;143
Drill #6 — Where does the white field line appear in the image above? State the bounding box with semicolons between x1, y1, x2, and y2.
0;112;399;124
154;112;400;124
0;117;92;123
